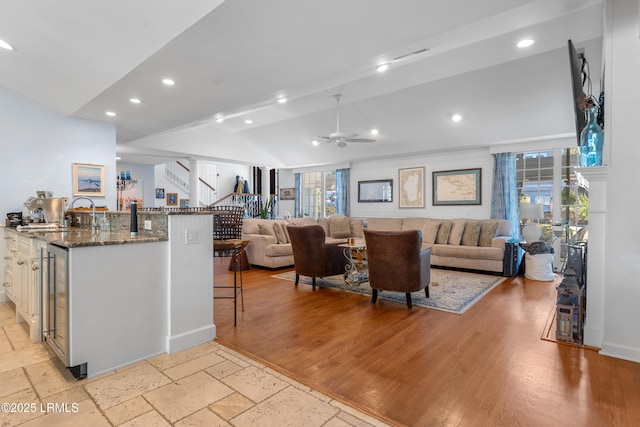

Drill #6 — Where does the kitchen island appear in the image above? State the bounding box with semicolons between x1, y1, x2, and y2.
2;211;214;378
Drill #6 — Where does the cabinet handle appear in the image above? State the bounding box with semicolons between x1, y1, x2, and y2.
16;260;25;265
3;256;11;261
32;265;39;271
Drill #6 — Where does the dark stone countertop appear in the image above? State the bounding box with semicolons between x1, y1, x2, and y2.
6;227;168;248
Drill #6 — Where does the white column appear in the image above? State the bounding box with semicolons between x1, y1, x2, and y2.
575;166;607;349
189;159;200;207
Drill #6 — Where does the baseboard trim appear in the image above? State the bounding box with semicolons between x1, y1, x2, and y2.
166;324;216;354
599;342;640;364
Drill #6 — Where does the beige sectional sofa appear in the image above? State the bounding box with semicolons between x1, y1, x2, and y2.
241;215;514;274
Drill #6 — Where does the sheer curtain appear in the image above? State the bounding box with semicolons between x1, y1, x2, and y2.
336;168;350;216
491;153;519;238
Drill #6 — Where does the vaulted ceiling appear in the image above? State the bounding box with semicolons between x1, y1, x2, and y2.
0;0;604;169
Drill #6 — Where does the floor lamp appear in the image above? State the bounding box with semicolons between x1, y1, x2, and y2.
519;203;544;242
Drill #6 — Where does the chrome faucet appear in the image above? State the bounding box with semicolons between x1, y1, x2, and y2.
69;196;97;231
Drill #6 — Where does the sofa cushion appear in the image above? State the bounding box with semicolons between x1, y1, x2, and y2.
282;224;291;242
478;221;500;247
524;252;555;281
436;220;452;244
448;219;466;245
258;223;278;242
461;220;481;246
273;222;288;243
367;218;403;231
433;244;503;261
286;218;316;226
330;219;351;238
265;243;293;257
402;218;441;244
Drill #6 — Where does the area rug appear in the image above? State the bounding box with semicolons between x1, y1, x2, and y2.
273;269;505;314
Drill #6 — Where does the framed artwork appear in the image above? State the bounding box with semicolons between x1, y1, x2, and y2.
279;187;294;200
398;167;425;208
358;179;393;203
72;163;105;196
155;188;165;199
432;168;482;205
166;193;178;206
180;199;190;208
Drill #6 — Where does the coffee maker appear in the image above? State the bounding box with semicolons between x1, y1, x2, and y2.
23;193;68;224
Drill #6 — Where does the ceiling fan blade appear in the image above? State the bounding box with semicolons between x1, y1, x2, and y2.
345;138;376;143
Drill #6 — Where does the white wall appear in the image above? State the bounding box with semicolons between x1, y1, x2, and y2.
0;86;116;215
277;169;296;217
600;0;640;362
0;85;116;301
116;162;155;209
350;149;493;220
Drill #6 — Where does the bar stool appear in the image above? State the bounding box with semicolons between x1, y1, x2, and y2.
213;241;245;326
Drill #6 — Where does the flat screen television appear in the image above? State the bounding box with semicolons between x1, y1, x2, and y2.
568;39;587;145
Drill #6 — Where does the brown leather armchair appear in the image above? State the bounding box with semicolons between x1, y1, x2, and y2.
364;229;431;308
286;225;349;291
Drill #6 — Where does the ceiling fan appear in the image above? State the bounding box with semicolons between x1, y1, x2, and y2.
319;94;376;148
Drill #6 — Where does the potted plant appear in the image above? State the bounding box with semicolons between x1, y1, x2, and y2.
259;197;272;219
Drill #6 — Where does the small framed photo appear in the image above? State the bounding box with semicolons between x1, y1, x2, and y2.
155;188;165;199
166;193;178;206
72;163;106;196
180;199;190;208
279;188;294;200
432;168;482;205
398;167;425;208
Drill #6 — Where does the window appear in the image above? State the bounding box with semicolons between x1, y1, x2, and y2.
301;170;336;218
516;147;588;241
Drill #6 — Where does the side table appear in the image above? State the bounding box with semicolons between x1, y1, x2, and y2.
338;242;368;287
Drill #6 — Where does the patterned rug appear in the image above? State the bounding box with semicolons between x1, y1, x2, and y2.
273;269;505;314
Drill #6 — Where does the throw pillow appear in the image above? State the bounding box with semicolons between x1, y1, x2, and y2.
436;220;452;244
283;224;292;243
448;220;466;245
461;220;481;246
273;222;288;243
258;223;278;242
423;219;441;244
350;219;364;237
317;218;330;236
330;219;351;238
478;221;500;247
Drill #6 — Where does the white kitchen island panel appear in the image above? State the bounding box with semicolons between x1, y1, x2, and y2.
68;241;168;377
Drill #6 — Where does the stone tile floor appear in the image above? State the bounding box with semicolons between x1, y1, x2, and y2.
0;301;389;426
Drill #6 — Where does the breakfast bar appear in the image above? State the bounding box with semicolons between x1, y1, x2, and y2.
2;210;214;378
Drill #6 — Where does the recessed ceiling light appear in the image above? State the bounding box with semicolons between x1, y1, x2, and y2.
129;98;142;104
376;63;389;73
312;139;320;146
451;113;462;122
277;97;287;104
106;111;116;117
215;117;224;123
370;128;379;136
0;38;16;51
162;78;175;86
115;156;121;160
517;39;535;48
244;119;253;124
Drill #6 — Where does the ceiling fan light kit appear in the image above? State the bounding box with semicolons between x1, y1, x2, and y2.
318;95;376;148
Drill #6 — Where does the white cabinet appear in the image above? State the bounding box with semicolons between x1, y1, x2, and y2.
3;231;16;301
3;229;42;342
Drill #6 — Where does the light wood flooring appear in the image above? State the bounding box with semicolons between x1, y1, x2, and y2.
213;257;640;427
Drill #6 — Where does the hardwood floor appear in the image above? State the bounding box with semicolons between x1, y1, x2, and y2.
213;258;640;426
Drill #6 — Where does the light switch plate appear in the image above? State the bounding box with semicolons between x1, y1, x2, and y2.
185;229;200;244
144;220;152;230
